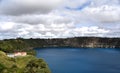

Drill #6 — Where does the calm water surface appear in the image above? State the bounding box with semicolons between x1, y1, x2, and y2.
35;48;120;73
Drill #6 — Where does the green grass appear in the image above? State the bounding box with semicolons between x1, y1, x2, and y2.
0;51;51;73
0;51;15;68
15;55;36;68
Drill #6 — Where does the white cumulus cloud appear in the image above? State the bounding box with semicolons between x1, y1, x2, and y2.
83;5;120;23
0;0;120;39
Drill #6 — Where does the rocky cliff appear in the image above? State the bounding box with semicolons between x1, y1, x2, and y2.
0;37;120;52
23;37;120;48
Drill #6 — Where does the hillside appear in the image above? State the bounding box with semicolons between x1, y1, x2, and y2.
0;51;51;73
0;37;120;52
24;37;120;48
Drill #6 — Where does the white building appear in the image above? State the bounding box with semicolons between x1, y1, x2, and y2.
7;53;15;58
14;52;27;57
7;52;27;58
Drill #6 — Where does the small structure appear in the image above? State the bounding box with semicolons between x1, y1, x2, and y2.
14;52;27;57
7;53;15;58
7;52;27;58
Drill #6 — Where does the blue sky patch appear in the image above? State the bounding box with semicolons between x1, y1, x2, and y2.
65;1;91;11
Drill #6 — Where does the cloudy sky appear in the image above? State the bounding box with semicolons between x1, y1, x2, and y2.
0;0;120;39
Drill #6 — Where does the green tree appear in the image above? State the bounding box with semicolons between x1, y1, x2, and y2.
24;59;49;73
0;63;7;73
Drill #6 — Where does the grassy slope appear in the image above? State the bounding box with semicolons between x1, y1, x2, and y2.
0;51;51;73
0;51;15;68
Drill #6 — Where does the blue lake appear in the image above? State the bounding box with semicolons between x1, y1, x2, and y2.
35;48;120;73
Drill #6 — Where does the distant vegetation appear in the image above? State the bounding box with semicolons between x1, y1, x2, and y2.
0;51;51;73
0;37;120;53
0;38;36;55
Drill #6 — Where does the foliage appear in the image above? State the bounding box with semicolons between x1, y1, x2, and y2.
0;37;120;53
0;63;6;72
24;59;50;73
0;51;51;73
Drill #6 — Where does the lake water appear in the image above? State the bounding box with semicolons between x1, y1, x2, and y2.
35;48;120;73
